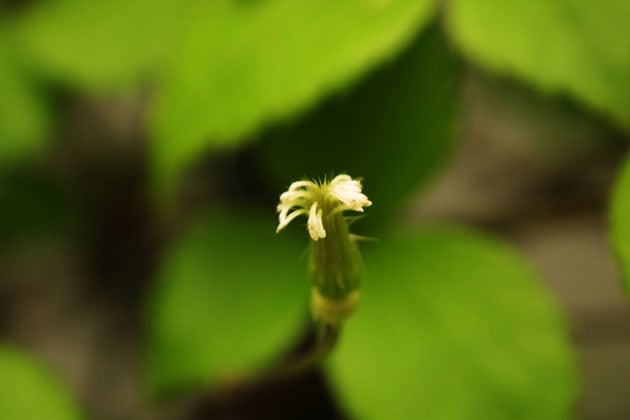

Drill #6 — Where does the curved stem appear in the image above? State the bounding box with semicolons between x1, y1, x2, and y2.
268;322;340;382
210;322;341;401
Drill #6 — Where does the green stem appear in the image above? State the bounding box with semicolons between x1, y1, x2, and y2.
270;322;340;381
211;323;341;401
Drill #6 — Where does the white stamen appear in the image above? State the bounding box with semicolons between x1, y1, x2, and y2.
275;174;371;239
307;202;326;240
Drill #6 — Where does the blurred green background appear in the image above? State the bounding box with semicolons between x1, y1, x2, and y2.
0;1;629;419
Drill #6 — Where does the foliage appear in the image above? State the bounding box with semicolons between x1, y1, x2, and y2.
256;26;458;232
0;344;83;420
331;229;577;420
150;214;578;418
446;0;630;129
14;0;180;91
148;213;307;393
0;30;48;166
149;0;438;190
4;0;629;418
4;0;628;186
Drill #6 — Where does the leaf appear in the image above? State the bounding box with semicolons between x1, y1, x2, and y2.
330;228;578;420
147;212;309;394
0;32;48;166
446;0;630;130
150;0;437;190
611;155;630;294
255;26;459;233
0;344;83;420
15;0;181;90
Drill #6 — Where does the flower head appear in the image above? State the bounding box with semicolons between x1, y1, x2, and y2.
276;174;372;241
276;174;372;324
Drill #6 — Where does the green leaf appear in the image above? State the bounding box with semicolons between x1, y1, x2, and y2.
150;0;437;190
611;155;630;294
0;33;48;165
446;0;630;130
330;228;578;420
0;344;83;420
255;26;459;233
15;0;181;90
147;212;309;394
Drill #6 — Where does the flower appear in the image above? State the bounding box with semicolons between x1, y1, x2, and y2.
276;174;372;241
276;174;372;324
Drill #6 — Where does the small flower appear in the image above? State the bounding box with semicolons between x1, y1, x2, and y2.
276;174;372;241
276;174;372;324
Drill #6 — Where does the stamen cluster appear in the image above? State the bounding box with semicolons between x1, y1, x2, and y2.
276;175;372;241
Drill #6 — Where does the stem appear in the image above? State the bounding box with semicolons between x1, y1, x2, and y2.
211;322;341;400
268;322;340;381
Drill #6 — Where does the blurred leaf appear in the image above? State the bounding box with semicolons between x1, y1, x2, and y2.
0;34;48;165
16;0;181;90
255;26;458;233
148;212;308;394
150;0;437;191
330;228;578;420
446;0;630;130
0;344;83;420
611;156;630;294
